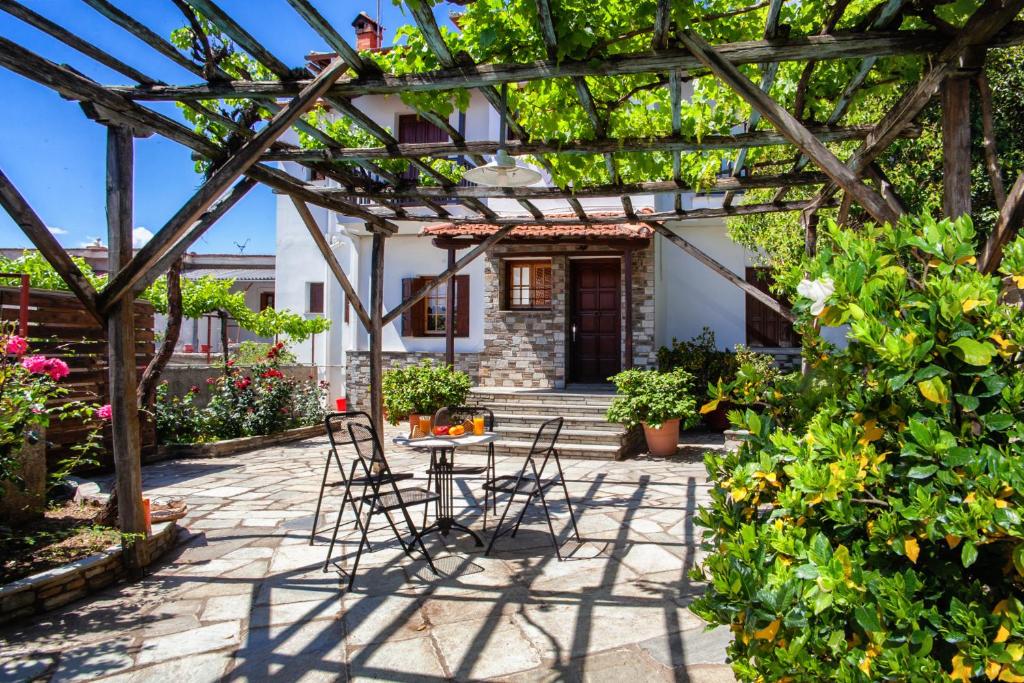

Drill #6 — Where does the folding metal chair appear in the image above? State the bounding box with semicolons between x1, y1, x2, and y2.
423;405;497;529
484;417;580;560
309;411;412;545
324;421;440;590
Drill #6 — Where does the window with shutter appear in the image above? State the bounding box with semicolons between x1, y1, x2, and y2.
398;115;449;184
745;268;797;347
307;282;324;314
400;275;469;338
504;260;553;309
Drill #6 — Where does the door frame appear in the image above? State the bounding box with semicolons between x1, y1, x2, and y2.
567;257;622;384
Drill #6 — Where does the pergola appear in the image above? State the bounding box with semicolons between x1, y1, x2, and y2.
1;0;1023;573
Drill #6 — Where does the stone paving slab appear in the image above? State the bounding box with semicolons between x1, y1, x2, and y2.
0;426;734;682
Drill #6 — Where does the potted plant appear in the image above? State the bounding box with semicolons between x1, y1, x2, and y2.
382;360;471;431
606;368;698;457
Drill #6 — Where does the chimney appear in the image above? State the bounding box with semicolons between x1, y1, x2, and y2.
352;12;382;51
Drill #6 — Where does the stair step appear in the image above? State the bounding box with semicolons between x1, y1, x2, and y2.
493;425;626;446
474;401;611;416
460;439;623;460
491;413;623;432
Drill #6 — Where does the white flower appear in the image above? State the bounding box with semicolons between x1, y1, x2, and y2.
796;277;835;316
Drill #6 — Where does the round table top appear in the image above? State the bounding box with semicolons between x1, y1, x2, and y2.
393;431;499;449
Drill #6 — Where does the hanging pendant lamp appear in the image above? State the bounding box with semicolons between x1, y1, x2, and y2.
463;84;542;187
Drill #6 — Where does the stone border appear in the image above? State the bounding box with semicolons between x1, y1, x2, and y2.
0;521;179;626
154;423;327;460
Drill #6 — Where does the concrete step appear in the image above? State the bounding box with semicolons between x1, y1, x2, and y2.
469;389;615;408
493;425;627;447
491;413;623;432
460;439;623;461
474;401;612;417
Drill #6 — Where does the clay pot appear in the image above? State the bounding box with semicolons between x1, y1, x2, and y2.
704;402;733;432
643;418;680;457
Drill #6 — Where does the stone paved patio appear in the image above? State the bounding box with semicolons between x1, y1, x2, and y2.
0;426;733;682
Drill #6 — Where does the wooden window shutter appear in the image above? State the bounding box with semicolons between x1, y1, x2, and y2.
454;274;470;337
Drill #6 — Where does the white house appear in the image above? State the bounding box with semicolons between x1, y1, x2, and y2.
274;13;800;407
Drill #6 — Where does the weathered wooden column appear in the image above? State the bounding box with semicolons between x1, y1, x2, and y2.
105;125;146;576
942;63;975;219
444;247;456;368
368;231;386;435
622;247;634;370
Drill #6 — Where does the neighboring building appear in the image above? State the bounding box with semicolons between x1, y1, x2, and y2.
274;13;800;405
0;245;277;355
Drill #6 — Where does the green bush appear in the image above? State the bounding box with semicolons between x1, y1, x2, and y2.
606;368;699;429
657;327;738;399
233;340;297;365
382;360;472;425
691;214;1024;681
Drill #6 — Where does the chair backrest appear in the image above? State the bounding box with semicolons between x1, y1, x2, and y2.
324;410;373;452
507;416;563;483
346;421;393;481
446;405;496;431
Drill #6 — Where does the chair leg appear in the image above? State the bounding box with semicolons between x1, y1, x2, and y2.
559;475;581;542
510;491;532;538
535;485;563;560
488;445;497;514
346;509;372;591
323;491;348;572
422;469;433;529
381;506;411;555
485;490;519;557
310;449;336;545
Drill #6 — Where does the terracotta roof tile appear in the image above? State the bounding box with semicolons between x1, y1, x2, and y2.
422;210;654;241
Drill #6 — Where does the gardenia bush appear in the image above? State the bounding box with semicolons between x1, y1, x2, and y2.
154;342;327;444
691;214;1024;681
606;368;698;429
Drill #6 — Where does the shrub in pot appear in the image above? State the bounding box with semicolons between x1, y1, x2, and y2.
691;214;1024;681
382;360;471;429
606;368;698;456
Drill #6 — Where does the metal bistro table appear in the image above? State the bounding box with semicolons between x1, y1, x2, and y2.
393;431;498;547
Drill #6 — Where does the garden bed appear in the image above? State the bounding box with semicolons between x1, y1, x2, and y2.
0;514;179;625
155;422;327;459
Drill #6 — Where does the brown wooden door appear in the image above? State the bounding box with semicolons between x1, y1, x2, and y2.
745;267;798;347
570;260;621;383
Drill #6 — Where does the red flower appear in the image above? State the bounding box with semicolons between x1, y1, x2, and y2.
206;377;216;384
234;377;251;390
261;368;284;379
190;385;201;394
5;335;28;356
96;404;112;421
226;359;235;367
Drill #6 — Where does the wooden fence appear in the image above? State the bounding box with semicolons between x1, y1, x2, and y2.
0;285;156;471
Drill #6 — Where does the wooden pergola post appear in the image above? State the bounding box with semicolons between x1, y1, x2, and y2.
445;247;456;368
369;232;386;434
105;125;146;576
942;70;974;219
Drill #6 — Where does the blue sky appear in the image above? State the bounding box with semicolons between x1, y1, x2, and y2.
0;1;458;255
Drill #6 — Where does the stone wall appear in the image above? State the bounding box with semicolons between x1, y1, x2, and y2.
0;521;179;626
756;347;802;373
161;364;314;407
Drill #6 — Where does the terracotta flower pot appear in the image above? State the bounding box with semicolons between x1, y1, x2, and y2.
643;418;680;457
704;402;733;432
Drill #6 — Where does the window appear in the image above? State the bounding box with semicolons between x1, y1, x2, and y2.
505;260;552;309
424;281;448;335
259;292;275;311
745;268;797;347
307;282;324;314
398;115;448;184
401;275;469;338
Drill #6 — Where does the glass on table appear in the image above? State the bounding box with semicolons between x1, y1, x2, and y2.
472;416;485;435
418;414;432;436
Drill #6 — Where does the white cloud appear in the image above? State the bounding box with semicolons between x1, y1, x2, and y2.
132;227;154;248
47;226;68;236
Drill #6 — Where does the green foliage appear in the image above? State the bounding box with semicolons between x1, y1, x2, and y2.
605;368;698;429
233;341;296;365
381;360;471;425
657;327;738;400
154;343;327;444
691;213;1024;682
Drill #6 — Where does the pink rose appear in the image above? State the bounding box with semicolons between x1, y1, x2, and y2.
5;335;28;356
190;385;201;394
44;358;70;381
21;355;48;374
96;404;112;421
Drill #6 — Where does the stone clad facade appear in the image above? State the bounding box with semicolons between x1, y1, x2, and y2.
345;241;657;409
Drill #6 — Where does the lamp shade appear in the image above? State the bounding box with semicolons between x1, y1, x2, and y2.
463;149;542;187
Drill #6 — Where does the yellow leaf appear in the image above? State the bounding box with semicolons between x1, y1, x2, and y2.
806;493;823;506
753;618;780;641
994;600;1011;616
858;656;872;675
997;624;1011;643
946;534;962;550
918;377;950;405
963;298;985;313
1008;644;1024;662
951;654;973;683
958;255;978;266
1014;275;1024;289
996;499;1009;509
989;661;1004;680
966;492;977;504
999;670;1024;683
700;399;720;415
904;537;920;563
858;419;884;446
732;486;748;502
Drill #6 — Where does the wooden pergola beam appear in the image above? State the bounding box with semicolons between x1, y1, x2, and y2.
806;0;1024;214
98;57;350;314
259;124;918;164
106;24;1024;102
980;171;1024;274
677;28;900;226
289;195;372;330
648;221;795;321
323;171;827;202
0;168;101;323
382;225;517;326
